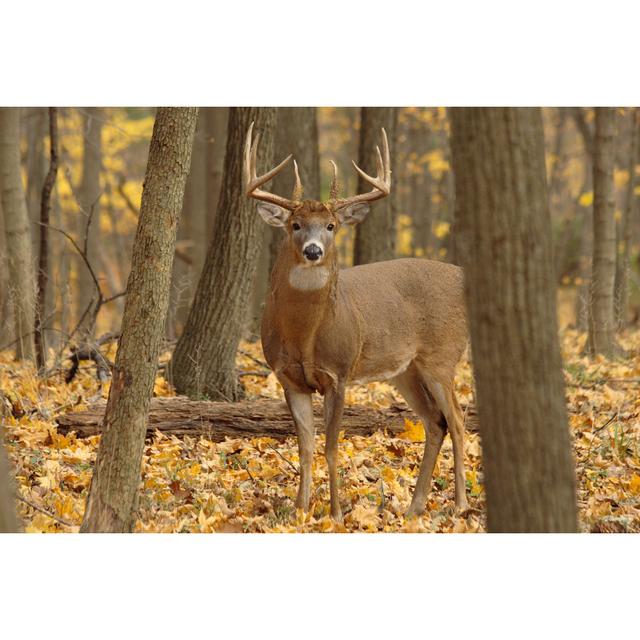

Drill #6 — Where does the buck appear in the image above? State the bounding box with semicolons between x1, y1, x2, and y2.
244;122;469;521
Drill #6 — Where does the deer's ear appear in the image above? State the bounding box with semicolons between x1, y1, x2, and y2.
336;203;369;226
256;203;291;227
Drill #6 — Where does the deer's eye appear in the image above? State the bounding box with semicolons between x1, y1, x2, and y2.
327;223;335;231
292;222;301;231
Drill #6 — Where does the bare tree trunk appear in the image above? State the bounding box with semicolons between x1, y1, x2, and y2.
34;108;58;370
0;108;36;360
25;108;47;249
450;107;577;532
169;107;277;401
353;107;398;265
588;108;617;356
169;111;209;338
571;107;595;330
0;203;13;345
250;107;320;335
0;432;20;533
76;108;103;339
203;107;229;240
615;107;639;327
80;107;198;533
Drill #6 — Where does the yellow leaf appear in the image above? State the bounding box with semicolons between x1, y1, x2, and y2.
399;418;425;443
629;475;640;495
433;221;450;239
579;191;593;207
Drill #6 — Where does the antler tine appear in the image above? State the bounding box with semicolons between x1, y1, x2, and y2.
329;160;339;201
243;121;301;211
292;159;303;201
330;128;391;210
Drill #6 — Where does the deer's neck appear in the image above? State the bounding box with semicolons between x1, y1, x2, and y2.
267;242;339;391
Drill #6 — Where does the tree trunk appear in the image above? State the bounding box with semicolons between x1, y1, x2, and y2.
25;108;47;250
33;108;58;370
0;108;36;360
615;107;639;327
203;107;228;240
250;107;320;335
0;432;20;533
169;107;277;401
168;111;209;338
450;107;577;532
353;107;398;265
76;108;103;339
80;107;198;533
588;108;617;356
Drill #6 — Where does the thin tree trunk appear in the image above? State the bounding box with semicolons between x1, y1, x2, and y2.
615;107;640;327
450;107;577;532
169;107;277;401
80;107;198;533
0;432;20;533
0;108;36;360
34;108;58;370
76;108;103;339
250;107;320;335
588;108;617;356
353;107;398;265
25;108;47;250
571;108;594;330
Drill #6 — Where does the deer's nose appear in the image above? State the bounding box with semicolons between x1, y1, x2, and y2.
303;243;323;261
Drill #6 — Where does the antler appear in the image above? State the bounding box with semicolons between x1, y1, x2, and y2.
330;128;391;210
244;121;302;211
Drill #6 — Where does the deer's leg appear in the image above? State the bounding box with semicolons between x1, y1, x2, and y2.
393;370;446;518
324;385;346;522
423;376;469;512
284;389;315;511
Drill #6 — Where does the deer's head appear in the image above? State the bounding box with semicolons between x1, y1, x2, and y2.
244;122;391;266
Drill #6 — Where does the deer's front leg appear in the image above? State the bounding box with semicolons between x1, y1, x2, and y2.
284;389;315;511
324;385;346;522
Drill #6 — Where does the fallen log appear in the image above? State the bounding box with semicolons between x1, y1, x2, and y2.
56;396;416;441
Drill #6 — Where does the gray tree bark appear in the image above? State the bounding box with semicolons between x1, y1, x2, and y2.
353;107;398;265
169;107;277;401
588;108;617;356
81;107;197;533
0;108;36;360
615;107;639;327
450;107;577;533
204;107;228;240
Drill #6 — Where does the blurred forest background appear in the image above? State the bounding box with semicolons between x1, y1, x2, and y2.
1;106;638;356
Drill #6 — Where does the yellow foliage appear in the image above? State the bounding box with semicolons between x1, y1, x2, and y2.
579;191;594;207
433;221;450;239
399;418;425;443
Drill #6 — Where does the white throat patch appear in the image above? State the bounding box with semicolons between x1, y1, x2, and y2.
288;264;330;291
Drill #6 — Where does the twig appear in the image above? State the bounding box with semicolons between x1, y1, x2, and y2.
239;349;269;370
16;494;76;528
378;476;386;514
266;444;300;476
238;370;270;378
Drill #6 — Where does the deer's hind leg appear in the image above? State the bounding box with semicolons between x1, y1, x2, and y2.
419;371;469;512
392;366;447;518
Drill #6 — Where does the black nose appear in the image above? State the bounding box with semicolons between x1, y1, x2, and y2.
303;244;323;261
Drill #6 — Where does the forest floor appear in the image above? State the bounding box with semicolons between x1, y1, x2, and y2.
1;328;640;533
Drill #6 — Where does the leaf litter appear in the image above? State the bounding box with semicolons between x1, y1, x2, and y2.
1;328;639;533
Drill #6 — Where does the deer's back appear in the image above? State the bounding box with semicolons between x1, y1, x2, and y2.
335;258;468;383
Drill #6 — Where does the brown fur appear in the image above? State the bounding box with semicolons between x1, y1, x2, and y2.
260;200;470;520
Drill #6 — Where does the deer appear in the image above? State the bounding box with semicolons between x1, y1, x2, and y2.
244;122;469;521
